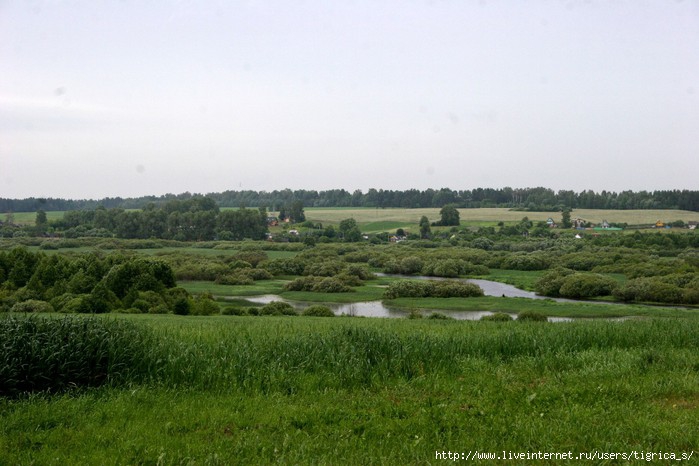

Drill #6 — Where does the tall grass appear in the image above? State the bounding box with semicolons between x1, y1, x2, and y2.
139;316;699;393
4;315;699;398
0;315;156;397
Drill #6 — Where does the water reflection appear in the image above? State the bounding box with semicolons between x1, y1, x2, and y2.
242;294;573;321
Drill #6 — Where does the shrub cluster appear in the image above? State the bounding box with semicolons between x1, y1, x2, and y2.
383;280;483;299
535;269;618;299
614;275;699;304
0;247;211;315
284;276;353;293
383;257;489;278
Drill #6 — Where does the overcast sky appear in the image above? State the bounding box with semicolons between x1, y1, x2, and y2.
1;0;698;200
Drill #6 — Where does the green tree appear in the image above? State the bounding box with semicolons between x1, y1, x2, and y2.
439;204;460;226
338;218;361;242
35;210;48;235
561;209;572;229
419;216;431;239
289;200;305;223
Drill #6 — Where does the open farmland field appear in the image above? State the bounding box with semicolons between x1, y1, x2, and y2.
8;210;65;225
8;207;699;229
302;207;699;230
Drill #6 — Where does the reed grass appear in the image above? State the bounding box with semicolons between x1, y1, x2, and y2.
0;315;156;397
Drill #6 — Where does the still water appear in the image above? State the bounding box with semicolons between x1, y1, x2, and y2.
241;277;575;321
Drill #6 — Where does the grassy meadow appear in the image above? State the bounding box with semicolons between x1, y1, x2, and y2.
2;206;698;463
1;314;698;464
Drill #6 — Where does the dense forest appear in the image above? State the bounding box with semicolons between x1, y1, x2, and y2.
2;187;698;213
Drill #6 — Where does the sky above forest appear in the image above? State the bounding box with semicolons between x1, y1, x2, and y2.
1;0;698;200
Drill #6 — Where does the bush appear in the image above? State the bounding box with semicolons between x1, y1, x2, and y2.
173;297;192;315
383;280;483;299
517;311;548;322
302;305;335;317
303;260;346;277
221;306;248;316
614;277;685;304
534;268;575;297
481;312;513;322
192;293;220;316
260;301;297;316
427;312;453;320
284;276;353;293
232;251;268;268
421;259;463;278
558;273;619;299
62;295;93;314
431;281;484;298
262;258;307;276
10;299;54;313
502;253;550;271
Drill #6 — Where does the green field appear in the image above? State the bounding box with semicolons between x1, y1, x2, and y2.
302;207;699;228
10;207;699;229
1;314;697;464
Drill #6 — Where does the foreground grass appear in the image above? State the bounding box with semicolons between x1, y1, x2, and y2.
1;315;698;464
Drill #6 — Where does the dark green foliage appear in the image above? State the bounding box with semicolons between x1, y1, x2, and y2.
559;252;611;271
535;268;576;297
192;293;220;316
421;258;465;277
231;250;268;267
102;258;176;299
502;252;550;271
471;237;494;250
383;280;483;299
427;312;453;320
383;256;424;275
284;276;353;293
9;299;54;313
260;301;297;316
214;273;254;285
558;273;619;299
302;305;335;317
561;208;572;228
173;297;192;315
338;218;362;242
481;312;513;322
614;277;689;304
419;215;431;238
437;204;460;226
262;258;307;276
517;311;548;322
303;260;346;277
0;315;154;397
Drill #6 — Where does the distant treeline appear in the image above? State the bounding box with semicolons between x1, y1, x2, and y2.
2;187;698;212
